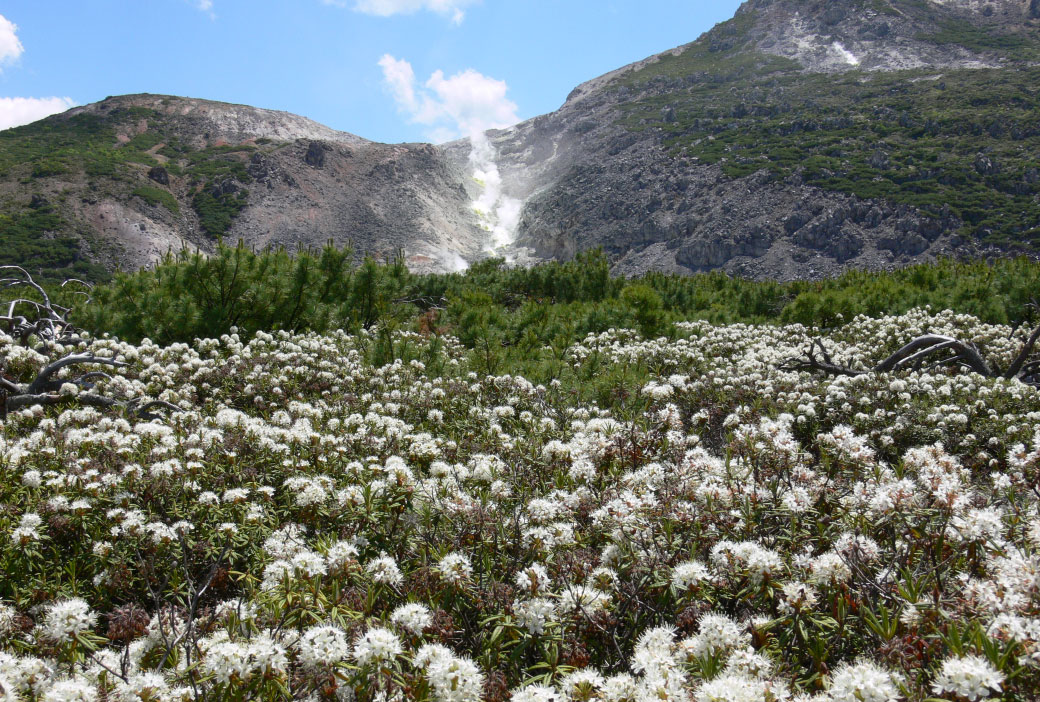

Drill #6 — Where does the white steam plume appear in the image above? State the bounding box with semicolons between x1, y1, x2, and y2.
469;132;521;251
831;41;860;66
378;54;522;256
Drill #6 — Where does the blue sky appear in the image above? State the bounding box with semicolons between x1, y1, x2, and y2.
0;0;743;143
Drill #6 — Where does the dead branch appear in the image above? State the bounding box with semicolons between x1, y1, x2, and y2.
0;267;87;345
783;323;1040;387
27;354;128;394
0;268;180;421
779;339;867;378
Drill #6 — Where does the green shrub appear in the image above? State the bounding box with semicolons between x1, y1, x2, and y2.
192;186;249;237
131;185;180;215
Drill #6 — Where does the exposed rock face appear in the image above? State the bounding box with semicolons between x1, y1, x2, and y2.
70;94;370;148
738;0;1037;72
304;141;330;169
227;140;485;271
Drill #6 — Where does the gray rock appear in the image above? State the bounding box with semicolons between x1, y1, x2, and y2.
305;141;330;169
147;166;170;185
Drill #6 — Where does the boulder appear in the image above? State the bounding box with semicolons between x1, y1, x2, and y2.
148;166;170;185
305;141;330;169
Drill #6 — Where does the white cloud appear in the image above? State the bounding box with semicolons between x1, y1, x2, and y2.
191;0;215;18
378;54;418;114
0;97;77;131
378;54;518;142
0;17;77;132
0;14;25;68
328;0;479;24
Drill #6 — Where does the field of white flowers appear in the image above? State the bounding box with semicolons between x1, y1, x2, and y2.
2;308;1040;701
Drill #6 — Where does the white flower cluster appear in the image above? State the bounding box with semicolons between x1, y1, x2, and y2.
0;310;1035;698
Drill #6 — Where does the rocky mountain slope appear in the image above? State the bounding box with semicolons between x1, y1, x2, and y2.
477;0;1040;279
3;0;1039;282
0;94;484;282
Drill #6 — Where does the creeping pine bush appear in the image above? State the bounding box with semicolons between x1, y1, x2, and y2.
2;308;1040;699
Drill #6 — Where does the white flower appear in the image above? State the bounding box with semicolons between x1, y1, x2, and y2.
414;645;483;702
671;559;710;590
779;581;818;614
828;659;901;702
39;599;97;642
510;684;562;702
352;627;403;667
113;671;168;702
42;678;96;702
601;674;638;702
366;553;403;586
558;586;611;615
931;654;1004;701
297;625;351;668
724;647;774;681
695;674;786;702
631;626;680;677
248;633;288;678
325;540;360;571
437;551;473;585
391;603;433;635
515;562;550;595
291;550;327;579
514;598;556;635
561;668;606;698
202;641;251;684
810;551;852;586
681;613;746;660
0;603;17;637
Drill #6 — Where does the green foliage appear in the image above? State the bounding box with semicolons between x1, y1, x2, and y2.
0;103;265;242
79;242;404;346
131;185;180;215
184;144;253;183
617;40;1040;248
918;18;1037;56
0;108;170;183
620;283;666;338
191;186;249;237
77;243;1040;390
0;206;110;285
180;144;256;237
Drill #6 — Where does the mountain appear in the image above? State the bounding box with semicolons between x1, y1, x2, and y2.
0;94;485;283
479;0;1040;279
3;0;1039;283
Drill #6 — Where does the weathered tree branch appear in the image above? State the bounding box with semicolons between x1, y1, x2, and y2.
783;323;1040;387
27;354;128;394
0;269;182;420
780;339;867;377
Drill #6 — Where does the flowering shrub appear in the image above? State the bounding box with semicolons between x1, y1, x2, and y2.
0;309;1039;699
